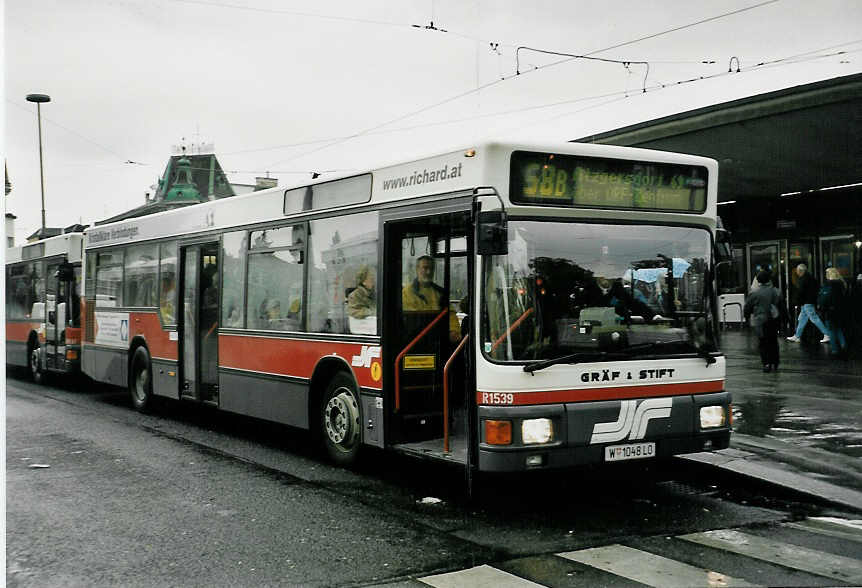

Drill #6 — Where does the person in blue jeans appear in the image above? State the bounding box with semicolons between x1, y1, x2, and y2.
786;263;830;343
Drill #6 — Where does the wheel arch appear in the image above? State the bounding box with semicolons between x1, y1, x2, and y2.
308;355;358;431
27;330;39;351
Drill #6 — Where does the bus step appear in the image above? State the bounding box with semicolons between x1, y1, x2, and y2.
392;436;468;464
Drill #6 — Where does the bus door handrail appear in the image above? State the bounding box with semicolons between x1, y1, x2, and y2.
443;334;469;453
394;307;449;413
490;307;534;353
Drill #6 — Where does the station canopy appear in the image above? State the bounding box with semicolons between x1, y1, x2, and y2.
574;73;862;202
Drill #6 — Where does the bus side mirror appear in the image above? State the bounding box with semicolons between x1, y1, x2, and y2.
715;228;732;266
477;210;508;256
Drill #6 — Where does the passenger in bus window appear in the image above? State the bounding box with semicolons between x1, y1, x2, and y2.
287;298;300;320
347;265;377;335
160;274;176;323
347;265;376;319
224;300;241;327
265;299;282;320
402;255;460;342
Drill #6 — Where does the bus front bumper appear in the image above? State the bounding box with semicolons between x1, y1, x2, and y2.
477;391;731;472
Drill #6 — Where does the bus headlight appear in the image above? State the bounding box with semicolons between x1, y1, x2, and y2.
522;418;553;444
700;406;725;428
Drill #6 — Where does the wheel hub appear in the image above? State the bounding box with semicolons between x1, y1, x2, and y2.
324;389;358;445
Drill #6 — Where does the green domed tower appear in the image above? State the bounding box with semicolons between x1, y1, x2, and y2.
164;154;201;202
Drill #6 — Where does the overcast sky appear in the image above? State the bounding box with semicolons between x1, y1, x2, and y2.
4;0;861;243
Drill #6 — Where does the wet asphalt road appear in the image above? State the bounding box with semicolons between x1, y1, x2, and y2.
5;371;857;587
721;329;862;460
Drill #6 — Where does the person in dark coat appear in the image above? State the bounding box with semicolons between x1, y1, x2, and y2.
818;267;849;356
744;270;783;372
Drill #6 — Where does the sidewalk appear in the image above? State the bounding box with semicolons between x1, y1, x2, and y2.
684;328;862;512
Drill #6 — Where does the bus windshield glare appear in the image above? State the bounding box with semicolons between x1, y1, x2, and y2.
482;220;714;362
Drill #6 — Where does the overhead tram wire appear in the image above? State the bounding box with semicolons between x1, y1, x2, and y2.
583;0;781;57
169;0;416;31
515;47;650;91
254;41;860;168
500;44;862;135
168;0;521;50
290;43;862;145
23;42;850;188
7;99;149;166
193;43;862;179
38;42;850;178
272;0;788;166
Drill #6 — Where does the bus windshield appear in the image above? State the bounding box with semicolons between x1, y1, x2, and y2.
482;220;715;362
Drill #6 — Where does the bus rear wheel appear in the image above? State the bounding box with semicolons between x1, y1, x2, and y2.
130;346;154;412
321;373;362;466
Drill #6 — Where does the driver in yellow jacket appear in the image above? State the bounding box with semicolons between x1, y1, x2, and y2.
402;255;461;342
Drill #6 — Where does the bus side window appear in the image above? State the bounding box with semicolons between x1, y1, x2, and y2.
125;244;158;308
96;251;123;308
307;212;379;335
159;242;178;324
221;232;246;328
246;249;302;331
31;262;45;317
7;263;34;319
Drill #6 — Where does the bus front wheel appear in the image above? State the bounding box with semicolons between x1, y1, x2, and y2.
130;347;154;412
321;372;362;466
28;342;45;384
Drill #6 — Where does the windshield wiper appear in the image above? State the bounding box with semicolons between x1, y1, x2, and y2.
523;340;716;374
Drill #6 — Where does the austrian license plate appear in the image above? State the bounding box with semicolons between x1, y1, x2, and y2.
605;442;656;462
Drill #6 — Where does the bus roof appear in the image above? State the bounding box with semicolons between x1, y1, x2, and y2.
84;140;718;249
6;232;84;265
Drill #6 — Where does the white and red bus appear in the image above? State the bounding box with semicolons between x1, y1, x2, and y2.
6;232;84;382
77;141;730;471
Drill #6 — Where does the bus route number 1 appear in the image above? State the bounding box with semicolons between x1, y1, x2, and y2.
482;392;514;405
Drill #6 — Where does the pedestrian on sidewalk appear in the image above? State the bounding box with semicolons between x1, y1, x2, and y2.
818;267;849;357
744;270;783;372
786;263;830;344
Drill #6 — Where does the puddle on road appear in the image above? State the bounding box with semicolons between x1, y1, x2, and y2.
733;398;862;459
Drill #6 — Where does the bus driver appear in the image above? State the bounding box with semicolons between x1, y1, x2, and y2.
402;255;460;342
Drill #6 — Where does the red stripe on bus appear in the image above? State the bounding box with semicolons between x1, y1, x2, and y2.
129;312;179;360
218;335;382;389
476;380;724;406
6;322;39;342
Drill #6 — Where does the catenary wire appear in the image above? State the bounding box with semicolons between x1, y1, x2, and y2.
267;0;787;166
6;99;148;165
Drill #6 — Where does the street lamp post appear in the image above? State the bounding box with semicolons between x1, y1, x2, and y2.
26;93;51;232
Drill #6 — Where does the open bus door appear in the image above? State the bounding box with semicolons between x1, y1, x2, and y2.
382;205;474;469
179;242;220;404
44;261;79;372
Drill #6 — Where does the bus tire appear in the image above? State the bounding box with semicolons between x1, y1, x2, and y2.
321;372;362;466
28;341;45;385
129;346;154;412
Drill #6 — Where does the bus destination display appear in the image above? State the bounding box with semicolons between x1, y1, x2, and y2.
510;151;708;212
